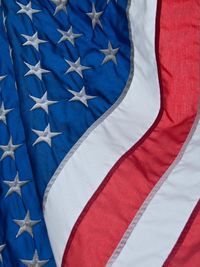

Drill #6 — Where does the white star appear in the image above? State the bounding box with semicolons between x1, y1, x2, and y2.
3;173;30;198
24;61;50;80
16;1;41;20
21;250;49;267
68;87;96;107
65;57;91;78
32;124;61;147
0;102;13;125
30;92;57;114
0;75;6;82
21;32;47;51
13;211;40;238
0;244;5;263
87;3;103;29
51;0;68;15
57;26;82;46
0;138;21;161
100;41;119;65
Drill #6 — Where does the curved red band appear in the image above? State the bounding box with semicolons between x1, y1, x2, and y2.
62;1;200;266
163;200;200;267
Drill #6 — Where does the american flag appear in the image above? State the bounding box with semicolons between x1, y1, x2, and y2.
0;0;200;266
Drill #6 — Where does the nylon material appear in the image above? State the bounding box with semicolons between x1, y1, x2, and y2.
62;1;200;266
45;0;161;265
43;0;135;208
0;4;56;266
163;201;200;267
112;185;200;266
3;0;131;199
111;34;200;267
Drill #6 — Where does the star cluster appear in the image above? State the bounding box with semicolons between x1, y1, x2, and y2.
0;0;131;265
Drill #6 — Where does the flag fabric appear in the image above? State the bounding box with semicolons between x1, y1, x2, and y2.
0;0;200;267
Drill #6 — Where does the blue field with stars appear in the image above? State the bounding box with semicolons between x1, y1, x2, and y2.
0;0;131;265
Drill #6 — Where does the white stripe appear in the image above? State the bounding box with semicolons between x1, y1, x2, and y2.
44;1;160;265
112;112;200;267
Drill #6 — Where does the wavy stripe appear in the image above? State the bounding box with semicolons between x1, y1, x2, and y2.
62;1;200;266
163;200;200;267
44;1;161;265
111;108;200;267
42;0;135;210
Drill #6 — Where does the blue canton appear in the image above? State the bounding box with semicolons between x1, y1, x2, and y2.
0;0;131;265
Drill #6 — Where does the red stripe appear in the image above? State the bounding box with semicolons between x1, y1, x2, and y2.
163;200;200;267
62;1;200;266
